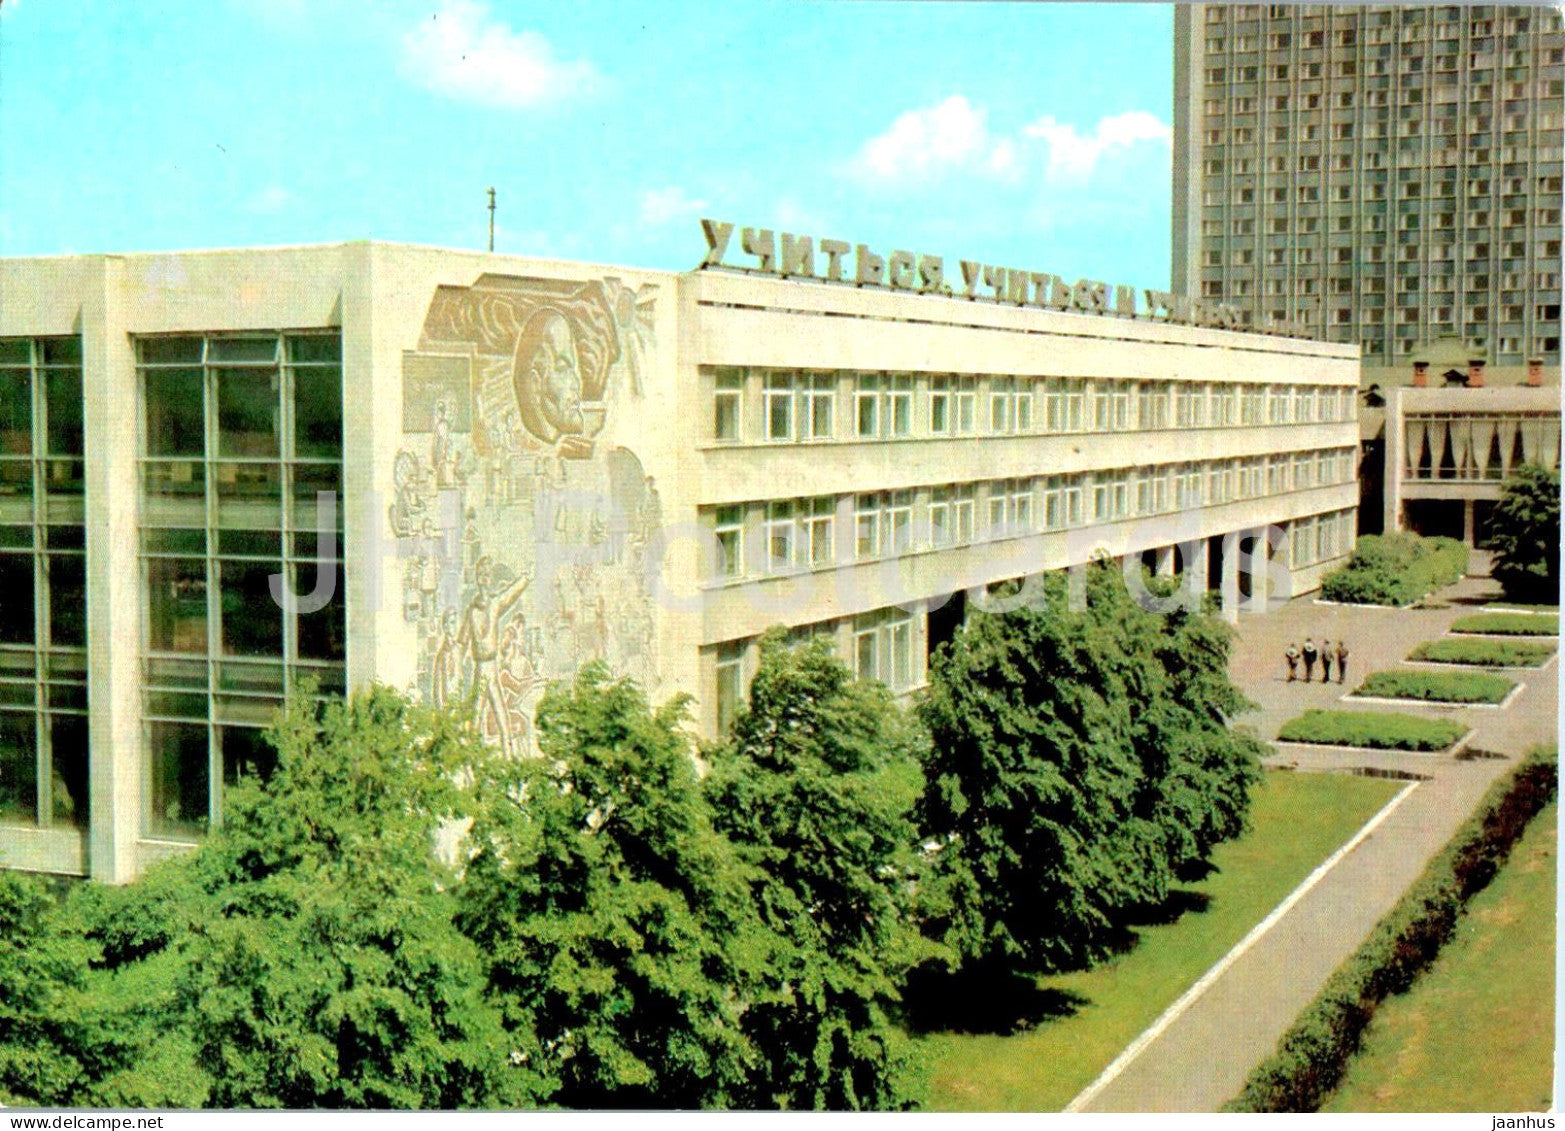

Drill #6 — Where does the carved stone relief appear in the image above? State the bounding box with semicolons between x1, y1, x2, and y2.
392;274;661;756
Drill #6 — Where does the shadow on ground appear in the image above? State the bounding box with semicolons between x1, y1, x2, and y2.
902;961;1089;1035
902;889;1214;1036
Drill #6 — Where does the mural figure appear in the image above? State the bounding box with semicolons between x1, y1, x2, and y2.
396;272;661;757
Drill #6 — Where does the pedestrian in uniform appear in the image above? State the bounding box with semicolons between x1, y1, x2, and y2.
1285;643;1300;681
1335;640;1350;684
1320;639;1334;683
1301;638;1318;682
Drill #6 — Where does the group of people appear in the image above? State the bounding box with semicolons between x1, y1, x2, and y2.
1285;639;1350;684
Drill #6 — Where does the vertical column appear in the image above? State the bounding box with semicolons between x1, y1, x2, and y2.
82;258;142;883
340;242;388;693
1383;387;1404;534
1244;526;1271;613
1462;497;1476;545
1155;545;1176;577
1219;531;1241;626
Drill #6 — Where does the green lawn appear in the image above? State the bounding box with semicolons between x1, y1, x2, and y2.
1277;709;1467;752
1449;612;1560;637
1410;638;1557;668
1324;805;1557;1113
1349;669;1516;705
917;770;1404;1112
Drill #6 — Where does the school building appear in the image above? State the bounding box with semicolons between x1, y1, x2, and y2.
0;239;1360;879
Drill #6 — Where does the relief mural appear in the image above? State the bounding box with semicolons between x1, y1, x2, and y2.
392;273;662;756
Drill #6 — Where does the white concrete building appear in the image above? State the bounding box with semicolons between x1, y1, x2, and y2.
0;241;1360;880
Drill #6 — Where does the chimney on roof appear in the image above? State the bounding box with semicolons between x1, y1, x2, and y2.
1466;358;1487;388
1412;360;1429;387
1527;358;1544;387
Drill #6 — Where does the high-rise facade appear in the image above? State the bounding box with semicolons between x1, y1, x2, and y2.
1173;4;1564;381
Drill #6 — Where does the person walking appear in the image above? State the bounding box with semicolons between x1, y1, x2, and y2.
1319;639;1334;683
1301;638;1318;682
1285;643;1300;682
1335;640;1350;684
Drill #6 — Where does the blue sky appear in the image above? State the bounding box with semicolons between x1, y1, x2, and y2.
0;1;1175;289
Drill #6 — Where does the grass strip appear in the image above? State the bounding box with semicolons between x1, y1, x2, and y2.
1276;709;1466;752
1227;745;1558;1112
1409;638;1557;668
1449;612;1560;636
1349;669;1516;705
1321;805;1556;1113
916;771;1403;1112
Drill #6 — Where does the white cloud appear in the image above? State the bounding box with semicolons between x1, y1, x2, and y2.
1022;110;1172;181
773;195;828;235
852;95;1002;181
638;186;710;227
400;0;598;109
850;97;1170;187
248;185;295;214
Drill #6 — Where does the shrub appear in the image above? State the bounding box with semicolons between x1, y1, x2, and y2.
1275;709;1466;752
1228;745;1557;1112
1448;612;1560;636
1319;534;1469;607
1350;669;1516;705
1409;638;1557;668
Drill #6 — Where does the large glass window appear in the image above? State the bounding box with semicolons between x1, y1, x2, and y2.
138;332;343;838
0;337;88;831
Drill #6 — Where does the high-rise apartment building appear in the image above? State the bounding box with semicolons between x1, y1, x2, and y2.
1173;4;1564;382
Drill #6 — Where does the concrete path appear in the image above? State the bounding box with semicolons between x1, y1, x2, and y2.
1075;566;1558;1112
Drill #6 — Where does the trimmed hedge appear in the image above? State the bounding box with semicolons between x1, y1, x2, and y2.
1276;709;1467;752
1350;669;1516;705
1409;638;1557;668
1227;745;1558;1112
1449;612;1560;637
1319;533;1469;607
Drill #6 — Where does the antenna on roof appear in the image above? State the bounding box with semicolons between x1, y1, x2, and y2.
487;187;496;253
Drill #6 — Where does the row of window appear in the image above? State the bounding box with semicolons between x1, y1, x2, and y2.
0;338;87;831
1203;147;1564;173
710;369;1356;445
705;448;1358;580
137;333;346;841
1291;510;1357;568
710;502;1360;729
713;608;918;731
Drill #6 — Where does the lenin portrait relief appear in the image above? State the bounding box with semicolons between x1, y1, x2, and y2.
394;272;661;756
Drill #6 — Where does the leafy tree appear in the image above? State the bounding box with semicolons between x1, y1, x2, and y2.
917;563;1261;973
173;687;523;1109
1489;463;1561;603
456;664;763;1109
0;688;524;1110
704;630;933;1110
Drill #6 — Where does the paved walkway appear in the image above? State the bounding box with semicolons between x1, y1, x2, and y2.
1077;566;1558;1112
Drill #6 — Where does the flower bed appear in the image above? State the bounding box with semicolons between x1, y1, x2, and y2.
1408;638;1557;668
1448;612;1560;637
1349;670;1516;706
1276;709;1467;752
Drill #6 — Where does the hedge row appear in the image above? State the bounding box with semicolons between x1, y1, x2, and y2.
1319;534;1469;607
1449;612;1561;637
1409;638;1557;668
1350;669;1516;705
1227;745;1558;1112
1275;708;1467;752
